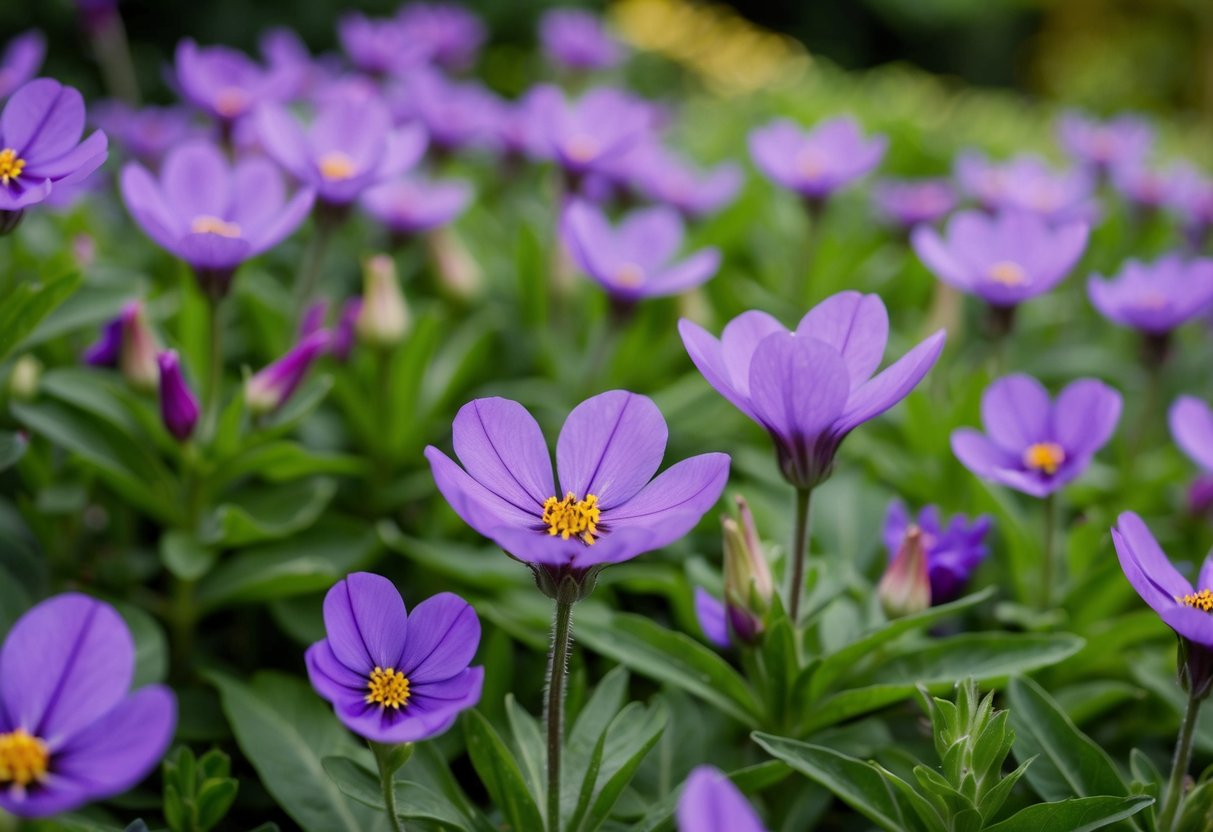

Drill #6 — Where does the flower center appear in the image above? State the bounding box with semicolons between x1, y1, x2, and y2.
0;729;49;787
191;215;242;238
1023;442;1066;475
1135;290;1169;311
215;87;249;118
987;260;1028;287
0;148;26;186
565;134;599;164
542;492;601;545
319;151;357;182
614;262;645;287
1180;589;1213;612
365;666;411;709
795;148;824;180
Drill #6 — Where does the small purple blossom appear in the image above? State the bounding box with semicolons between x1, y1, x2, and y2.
0;79;109;217
912;210;1089;308
0;31;45;101
426;391;730;581
1088;255;1213;335
748;116;887;207
693;588;731;649
0;594;176;818
1057;112;1153;176
629;144;743;218
83;301;158;390
156;350;199;442
338;13;430;78
91;101;200;168
952;374;1122;498
306;573;483;744
540;9;622;72
677;766;766;832
387;68;501;154
883;501;991;604
174;39;301;125
680;292;946;489
120;140;314;297
532;85;653;182
1111;162;1173;213
562;199;721;302
361;175;471;237
1171;396;1213;474
1165;163;1213;249
954;152;1098;225
245;329;329;416
397;3;485;72
872;178;956;230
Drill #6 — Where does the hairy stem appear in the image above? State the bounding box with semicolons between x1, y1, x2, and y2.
545;599;575;832
371;741;407;832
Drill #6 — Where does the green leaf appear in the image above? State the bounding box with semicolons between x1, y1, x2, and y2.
863;632;1085;687
464;710;545;832
983;796;1154;832
200;477;336;546
1007;676;1128;802
580;700;668;832
0;270;81;362
195;778;239;831
322;757;471;830
212;441;366;488
160;530;217;581
505;695;546;799
0;430;28;471
207;671;381;832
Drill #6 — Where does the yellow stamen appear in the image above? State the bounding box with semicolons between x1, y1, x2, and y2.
1180;589;1213;612
0;729;49;787
365;666;411;709
0;148;26;186
565;135;599;164
318;151;357;182
1023;442;1066;475
614;262;645;287
542;492;601;545
215;87;249;118
987;260;1028;287
191;215;242;238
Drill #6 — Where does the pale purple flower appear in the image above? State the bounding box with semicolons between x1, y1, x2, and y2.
174;39;301;124
338;13;430;77
954;151;1098;225
260;27;336;101
911;210;1089;308
1088;255;1213;335
156;350;199;442
748;116;887;207
1171;396;1213;474
245;330;329;416
397;3;485;72
1057;112;1153;175
677;767;766;832
361;175;471;237
952;374;1122;498
680;291;945;488
532;85;653;182
387;68;500;154
562;199;720;302
0;31;45;100
872;178;956;230
306;573;483;743
91;101;201;168
0;594;176;818
883;501;991;604
1111;162;1173;213
540;9;622;72
630;144;742;218
1166;163;1213;249
425;391;730;579
332;298;361;362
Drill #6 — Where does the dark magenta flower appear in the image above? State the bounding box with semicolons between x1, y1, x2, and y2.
748;116;886;206
120;140;314;297
912;210;1088;309
954;152;1097;225
174;39;300;125
156;350;199;442
256;96;426;207
677;766;766;832
872;177;956;230
630;145;742;219
338;13;430;77
361;175;471;237
387;68;501;154
883;501;991;604
83;301;158;390
245;329;329;416
1171;396;1213;474
1088;255;1213;335
0;79;108;219
306;573;483;744
0;30;45;100
426;391;730;582
91;101;201;167
952;374;1122;498
397;3;485;72
533;85;652;182
539;9;622;72
562;199;720;302
1057;111;1153;175
680;292;945;489
0;594;176;818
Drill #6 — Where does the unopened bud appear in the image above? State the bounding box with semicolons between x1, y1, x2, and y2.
878;525;931;618
156;351;199;442
8;355;41;401
246;330;329;416
119;302;159;391
425;227;482;301
722;496;773;643
356;254;409;348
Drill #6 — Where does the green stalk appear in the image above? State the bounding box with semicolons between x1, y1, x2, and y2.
294;221;335;323
787;487;813;623
1041;493;1057;609
545;599;575;832
1158;692;1202;832
203;295;223;440
370;741;408;832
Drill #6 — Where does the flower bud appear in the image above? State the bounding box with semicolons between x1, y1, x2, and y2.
356;255;409;349
877;525;931;618
722;496;773;642
156;351;199;442
246;330;329;416
118;302;159;391
425;227;482;301
299;300;329;339
8;355;41;401
331;298;362;362
1189;475;1213;518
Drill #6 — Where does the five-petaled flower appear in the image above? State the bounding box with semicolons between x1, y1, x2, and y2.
1088;254;1213;336
748;116;886;211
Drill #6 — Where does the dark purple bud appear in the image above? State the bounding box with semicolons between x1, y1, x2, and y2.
157;350;199;441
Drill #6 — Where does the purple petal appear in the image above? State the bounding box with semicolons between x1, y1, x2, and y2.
1160;605;1213;649
912;225;974;291
425;446;540;535
21;130;107;183
254;103;312;181
160;141;232;221
748;333;850;443
980;374;1052;453
835;330;945;434
617;205;684;268
178;232;252;270
608;453;730;549
556;390;668;508
719;311;786;399
693;588;731;649
2;79;84;162
321;573;407;673
1113;512;1193;602
678;318;761;422
230;156;288;232
120;162;186;251
646;248;721;297
796;291;889;387
1052;378;1121;458
305;639;367;705
399;593;480;684
677;766;767;832
951;428;1018;481
452;398;554;511
1171;397;1213;471
245;186;314;256
327;666;483;744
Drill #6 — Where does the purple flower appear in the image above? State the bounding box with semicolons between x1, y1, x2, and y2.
1057;112;1153;175
120;140;314;297
693;588;731;648
883;501;991;604
954;152;1098;225
539;9;622;72
1111;162;1172;213
676;766;766;832
338;13;430;78
0;31;45;100
91;101;201;167
748;116;886;206
332;298;362;362
562;199;721;302
387;68;500;154
245;329;329;416
299;299;329;340
1190;475;1213;517
0;594;176;818
1166;164;1213;248
425;390;730;581
306;573;483;744
361;175;471;237
952;374;1122;498
0;79;109;217
174;39;301;124
156;350;199;442
911;210;1089;309
397;3;485;72
1171;396;1213;473
630;145;743;218
680;291;946;489
256;96;426;207
260;27;335;101
1088;255;1213;335
532;85;653;181
872;178;956;230
83;301;158;390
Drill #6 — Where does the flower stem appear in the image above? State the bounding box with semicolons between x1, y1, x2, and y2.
545;599;575;832
203;295;223;440
787;487;813;623
370;741;407;832
1041;493;1057;609
294;221;334;324
1158;692;1203;832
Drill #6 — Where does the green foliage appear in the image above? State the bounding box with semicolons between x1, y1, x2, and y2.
162;747;239;832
